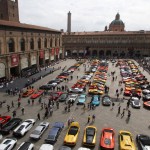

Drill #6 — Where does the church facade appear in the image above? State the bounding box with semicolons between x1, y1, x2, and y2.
63;13;150;58
0;0;64;81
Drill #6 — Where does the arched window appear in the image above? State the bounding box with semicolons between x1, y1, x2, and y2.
38;38;41;49
30;38;34;50
20;38;25;51
44;38;47;48
50;38;53;47
8;38;15;52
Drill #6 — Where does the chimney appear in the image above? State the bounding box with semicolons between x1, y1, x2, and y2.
67;11;71;34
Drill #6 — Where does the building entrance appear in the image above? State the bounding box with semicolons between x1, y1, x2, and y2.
10;66;20;77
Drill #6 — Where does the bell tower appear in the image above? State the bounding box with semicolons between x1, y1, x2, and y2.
0;0;19;22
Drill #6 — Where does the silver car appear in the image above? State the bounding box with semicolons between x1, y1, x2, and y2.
30;122;49;140
67;94;78;103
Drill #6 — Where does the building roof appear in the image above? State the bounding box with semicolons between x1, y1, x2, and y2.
0;20;61;33
63;30;150;36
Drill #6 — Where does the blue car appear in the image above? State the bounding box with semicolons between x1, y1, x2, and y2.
77;94;87;105
91;95;100;106
45;122;64;144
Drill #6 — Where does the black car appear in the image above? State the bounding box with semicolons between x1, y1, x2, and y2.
58;93;68;102
39;85;53;90
45;122;64;144
143;94;150;101
17;141;34;150
136;134;150;150
0;118;22;134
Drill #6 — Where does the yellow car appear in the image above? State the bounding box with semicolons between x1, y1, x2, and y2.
88;89;104;95
83;126;97;146
64;122;80;146
119;130;136;150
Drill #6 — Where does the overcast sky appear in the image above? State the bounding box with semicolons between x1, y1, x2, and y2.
19;0;150;32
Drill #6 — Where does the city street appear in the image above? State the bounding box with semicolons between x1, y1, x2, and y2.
0;59;149;150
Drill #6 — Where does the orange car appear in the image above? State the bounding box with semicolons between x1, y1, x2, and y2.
100;128;115;149
30;90;44;99
143;101;150;109
22;89;35;97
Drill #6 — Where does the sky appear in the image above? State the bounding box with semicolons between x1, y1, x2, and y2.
19;0;150;32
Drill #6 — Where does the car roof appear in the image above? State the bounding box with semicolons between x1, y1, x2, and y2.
49;127;59;135
18;142;31;150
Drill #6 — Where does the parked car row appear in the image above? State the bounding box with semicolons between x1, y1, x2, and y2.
88;59;108;95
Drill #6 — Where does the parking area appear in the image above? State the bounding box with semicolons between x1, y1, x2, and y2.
0;58;150;150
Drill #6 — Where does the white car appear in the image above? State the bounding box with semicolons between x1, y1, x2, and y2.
13;119;35;137
17;141;34;150
30;122;49;140
69;87;84;93
67;94;78;102
142;89;150;95
131;99;141;108
78;147;90;150
39;144;54;150
0;137;17;150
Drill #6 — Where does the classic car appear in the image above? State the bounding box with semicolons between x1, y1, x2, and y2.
102;95;111;106
77;94;87;105
22;89;35;97
91;95;100;106
143;101;150;109
58;93;68;102
50;92;63;100
143;94;150;101
0;116;11;127
69;87;85;93
39;144;54;150
59;146;72;150
67;94;78;103
17;141;34;150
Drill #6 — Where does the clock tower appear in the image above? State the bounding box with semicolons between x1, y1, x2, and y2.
0;0;19;22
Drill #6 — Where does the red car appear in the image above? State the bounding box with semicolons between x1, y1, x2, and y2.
143;101;150;109
30;90;44;99
22;89;35;97
0;116;11;126
100;128;115;149
50;91;63;100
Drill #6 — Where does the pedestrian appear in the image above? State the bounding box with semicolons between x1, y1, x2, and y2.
64;106;67;112
128;110;131;118
32;99;34;105
21;107;24;115
38;97;42;104
12;110;16;118
50;108;53;116
121;108;126;117
92;114;95;122
28;99;30;105
118;106;121;114
37;113;40;120
7;105;10;112
11;101;14;108
126;100;130;110
117;93;119;99
116;89;118;94
68;118;71;127
77;75;78;79
111;102;115;110
87;115;91;123
41;103;43;110
18;101;21;108
56;101;59;109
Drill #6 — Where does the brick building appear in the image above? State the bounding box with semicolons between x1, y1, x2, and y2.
0;0;64;81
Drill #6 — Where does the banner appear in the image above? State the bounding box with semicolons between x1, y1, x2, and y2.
56;48;59;55
51;48;55;55
11;54;19;67
40;50;44;59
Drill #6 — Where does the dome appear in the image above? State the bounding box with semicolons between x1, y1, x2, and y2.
110;19;124;26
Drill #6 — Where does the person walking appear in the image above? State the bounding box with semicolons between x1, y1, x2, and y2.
56;101;59;109
121;108;126;117
7;105;10;112
87;115;91;123
32;99;34;105
28;99;30;105
18;101;21;108
11;101;14;108
12;110;16;118
118;106;121;114
92;114;95;122
21;107;25;115
111;102;115;110
37;113;40;120
128;110;131;118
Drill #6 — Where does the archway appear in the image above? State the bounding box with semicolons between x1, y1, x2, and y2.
92;50;97;57
79;50;84;58
8;38;15;52
113;51;118;57
99;50;104;58
120;51;125;58
20;38;25;52
106;50;111;56
66;50;71;57
72;50;77;58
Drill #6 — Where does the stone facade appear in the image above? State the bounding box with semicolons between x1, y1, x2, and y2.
63;31;150;58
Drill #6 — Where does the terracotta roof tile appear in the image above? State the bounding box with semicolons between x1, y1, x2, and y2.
0;20;61;33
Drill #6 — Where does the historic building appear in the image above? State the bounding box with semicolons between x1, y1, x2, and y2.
63;13;150;58
0;0;64;81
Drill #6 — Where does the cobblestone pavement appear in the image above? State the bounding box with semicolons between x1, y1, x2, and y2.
0;59;149;150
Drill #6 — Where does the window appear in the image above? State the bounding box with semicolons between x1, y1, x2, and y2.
30;38;34;50
8;38;15;52
20;38;25;51
0;13;3;19
38;38;41;49
50;38;53;47
44;38;47;48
